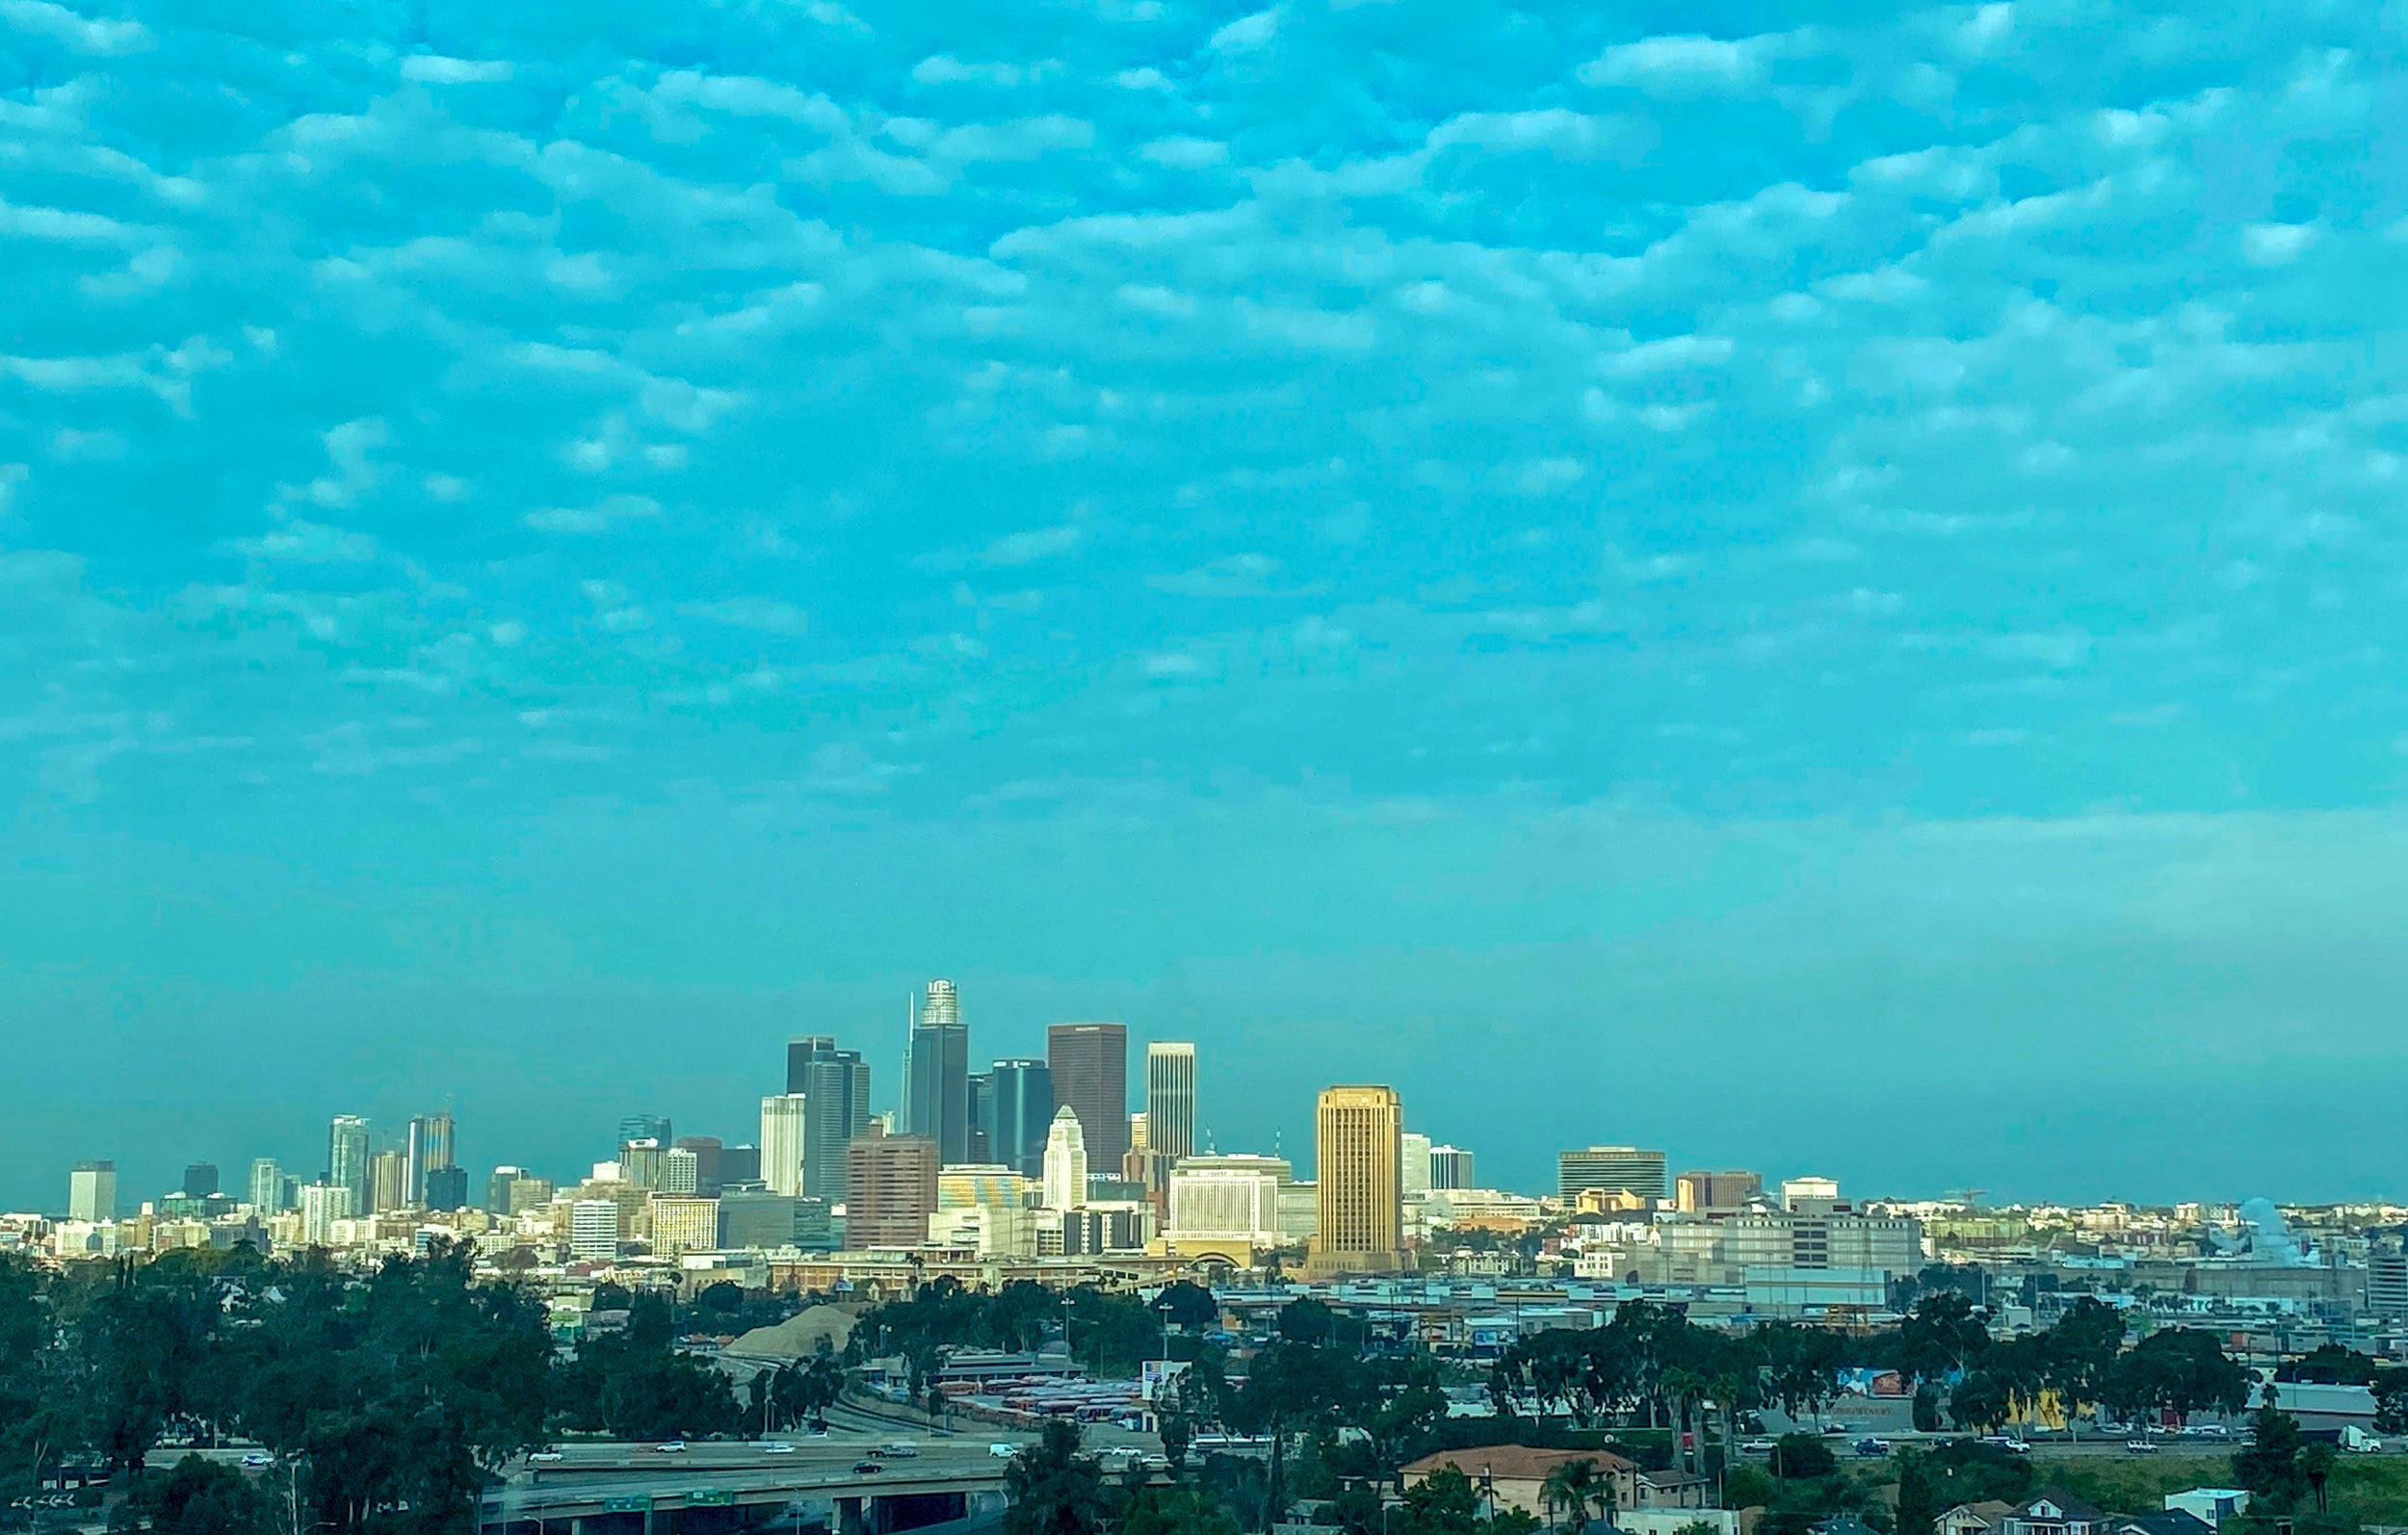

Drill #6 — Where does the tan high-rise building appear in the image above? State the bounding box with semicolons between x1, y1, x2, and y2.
1307;1085;1404;1277
844;1126;940;1247
368;1149;410;1214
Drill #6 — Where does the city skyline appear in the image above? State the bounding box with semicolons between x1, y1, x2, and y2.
19;989;2402;1218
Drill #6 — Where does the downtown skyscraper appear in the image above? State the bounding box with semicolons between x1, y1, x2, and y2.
1144;1042;1198;1161
903;979;970;1164
987;1057;1053;1178
1048;1022;1129;1172
785;1034;871;1201
327;1115;370;1215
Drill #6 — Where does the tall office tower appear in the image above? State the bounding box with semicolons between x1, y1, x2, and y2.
661;1146;701;1195
368;1149;409;1214
180;1161;220;1199
406;1112;457;1205
619;1138;666;1190
1428;1145;1476;1190
1041;1107;1089;1211
674;1136;725;1194
617;1114;672;1152
904;980;971;1163
248;1158;285;1213
1675;1169;1765;1212
1308;1085;1405;1277
299;1182;353;1245
486;1165;529;1213
327;1115;371;1213
1129;1112;1150;1153
760;1094;808;1197
67;1160;117;1222
569;1199;621;1262
425;1166;468;1211
988;1058;1054;1179
1144;1043;1198;1160
968;1073;995;1164
844;1126;940;1247
786;1036;870;1202
1047;1022;1129;1172
1557;1145;1669;1204
1400;1133;1432;1197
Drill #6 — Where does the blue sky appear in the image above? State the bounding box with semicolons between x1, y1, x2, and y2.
6;0;2408;1212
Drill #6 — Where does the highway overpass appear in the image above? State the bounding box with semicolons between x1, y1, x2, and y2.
478;1444;1010;1535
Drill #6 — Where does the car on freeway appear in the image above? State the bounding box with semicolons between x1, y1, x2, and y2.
529;1452;563;1464
852;1462;884;1475
656;1441;688;1454
1142;1455;1170;1472
1740;1439;1778;1454
880;1443;920;1458
241;1454;275;1470
1853;1440;1891;1458
2126;1440;2159;1455
1820;1423;1853;1437
1977;1435;2030;1454
990;1444;1019;1459
757;1442;797;1454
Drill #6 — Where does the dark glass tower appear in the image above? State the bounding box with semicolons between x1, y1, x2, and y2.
988;1058;1055;1179
785;1035;871;1201
1048;1022;1129;1170
904;980;970;1164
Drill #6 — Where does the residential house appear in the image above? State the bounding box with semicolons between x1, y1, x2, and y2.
1937;1500;2015;1535
1999;1494;2110;1535
1400;1446;1640;1520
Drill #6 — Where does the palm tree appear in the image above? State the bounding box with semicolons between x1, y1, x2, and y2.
1541;1459;1610;1535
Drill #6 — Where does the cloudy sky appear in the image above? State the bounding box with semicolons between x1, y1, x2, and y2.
6;0;2408;1212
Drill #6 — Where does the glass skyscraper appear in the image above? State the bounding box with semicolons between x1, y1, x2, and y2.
785;1035;870;1201
988;1058;1054;1178
904;980;971;1164
327;1115;371;1214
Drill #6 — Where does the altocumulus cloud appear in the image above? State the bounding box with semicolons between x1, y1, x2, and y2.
4;0;2408;1202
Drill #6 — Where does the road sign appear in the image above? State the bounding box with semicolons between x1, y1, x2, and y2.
603;1496;654;1513
686;1492;734;1507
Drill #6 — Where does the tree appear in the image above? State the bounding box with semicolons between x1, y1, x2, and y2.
137;1455;276;1535
2102;1329;2250;1427
1227;1340;1369;1528
1767;1434;1835;1479
1279;1299;1337;1347
2299;1443;2337;1514
2040;1299;2125;1439
2233;1390;2305;1505
1400;1466;1481;1535
1158;1283;1219;1333
1540;1459;1609;1535
1898;1293;1991;1384
1007;1420;1109;1535
1122;1487;1243;1535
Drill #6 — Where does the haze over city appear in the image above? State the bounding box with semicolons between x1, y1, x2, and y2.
10;0;2408;1215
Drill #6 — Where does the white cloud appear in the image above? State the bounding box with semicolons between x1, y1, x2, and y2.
1209;8;1279;52
681;598;811;637
978;525;1085;566
0;0;148;54
2240;221;2317;266
400;55;511;84
525;494;664;534
1579;33;1778;94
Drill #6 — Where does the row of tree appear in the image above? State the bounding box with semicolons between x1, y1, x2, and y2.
1486;1291;2253;1448
0;1244;754;1535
